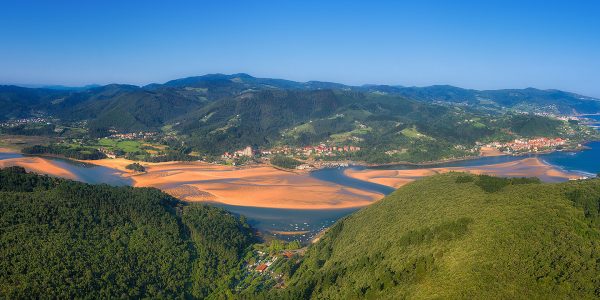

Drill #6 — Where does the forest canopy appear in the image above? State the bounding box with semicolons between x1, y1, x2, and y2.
0;167;254;299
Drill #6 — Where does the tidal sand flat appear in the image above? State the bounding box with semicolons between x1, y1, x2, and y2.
344;157;580;188
0;154;380;209
0;156;78;180
83;159;382;209
0;152;584;210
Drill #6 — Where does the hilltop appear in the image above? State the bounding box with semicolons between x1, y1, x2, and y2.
2;167;600;298
276;173;600;299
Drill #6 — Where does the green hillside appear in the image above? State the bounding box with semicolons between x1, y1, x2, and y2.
2;74;599;164
0;167;254;299
2;167;600;298
278;173;600;299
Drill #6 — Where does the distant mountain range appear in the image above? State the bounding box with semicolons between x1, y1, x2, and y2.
2;73;599;162
3;73;599;122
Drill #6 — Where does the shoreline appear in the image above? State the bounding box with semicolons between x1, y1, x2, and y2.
343;157;583;190
1;139;593;172
306;146;588;171
0;144;594;210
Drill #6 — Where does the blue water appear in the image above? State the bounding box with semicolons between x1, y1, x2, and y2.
369;148;598;177
214;203;358;242
2;129;599;241
0;152;24;160
536;115;600;176
310;166;395;195
584;115;600;122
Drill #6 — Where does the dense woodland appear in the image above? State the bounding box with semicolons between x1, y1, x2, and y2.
272;173;600;299
125;162;145;172
0;167;254;299
2;167;600;298
270;155;303;169
22;144;107;160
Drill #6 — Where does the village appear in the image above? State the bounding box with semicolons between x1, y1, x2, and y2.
221;143;361;167
107;130;159;140
484;137;571;154
0;117;49;128
235;241;306;291
222;144;361;160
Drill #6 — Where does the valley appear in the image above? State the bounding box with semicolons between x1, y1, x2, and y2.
1;138;597;243
3;1;600;297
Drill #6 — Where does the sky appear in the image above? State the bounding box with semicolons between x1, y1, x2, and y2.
1;0;599;97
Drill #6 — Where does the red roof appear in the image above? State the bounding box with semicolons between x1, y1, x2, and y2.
256;264;268;272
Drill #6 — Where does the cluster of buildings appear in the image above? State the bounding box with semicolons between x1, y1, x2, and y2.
98;147;117;159
221;145;255;159
0;117;49;128
222;144;362;160
268;144;361;157
534;112;580;122
486;137;568;153
108;131;158;140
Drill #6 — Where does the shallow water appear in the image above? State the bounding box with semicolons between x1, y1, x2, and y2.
2;131;599;242
213;203;359;242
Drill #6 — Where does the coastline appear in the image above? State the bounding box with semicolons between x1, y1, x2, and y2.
78;158;383;210
343;157;582;189
1;138;593;173
0;143;594;210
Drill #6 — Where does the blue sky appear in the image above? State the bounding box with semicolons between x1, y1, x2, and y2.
1;0;599;97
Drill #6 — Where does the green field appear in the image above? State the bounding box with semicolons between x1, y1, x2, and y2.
330;126;372;143
400;126;430;139
97;138;143;153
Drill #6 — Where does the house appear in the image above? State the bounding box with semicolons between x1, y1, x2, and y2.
256;264;268;273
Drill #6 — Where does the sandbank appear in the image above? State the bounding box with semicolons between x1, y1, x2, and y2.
80;158;381;209
344;157;579;189
0;157;77;180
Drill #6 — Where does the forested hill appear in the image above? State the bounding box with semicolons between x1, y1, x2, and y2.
2;168;600;298
0;166;254;299
3;73;599;123
2;73;600;162
276;174;600;299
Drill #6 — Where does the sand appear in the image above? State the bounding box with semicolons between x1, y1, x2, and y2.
0;153;580;210
129;163;380;209
344;157;579;189
0;157;77;180
81;158;382;209
0;147;16;153
479;146;505;157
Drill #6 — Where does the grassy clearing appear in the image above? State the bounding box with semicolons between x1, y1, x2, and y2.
330;126;372;143
97;138;143;153
400;126;429;139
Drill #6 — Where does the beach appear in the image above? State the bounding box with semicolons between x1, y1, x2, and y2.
126;162;381;209
0;148;584;210
0;156;380;210
344;157;580;189
0;156;78;180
